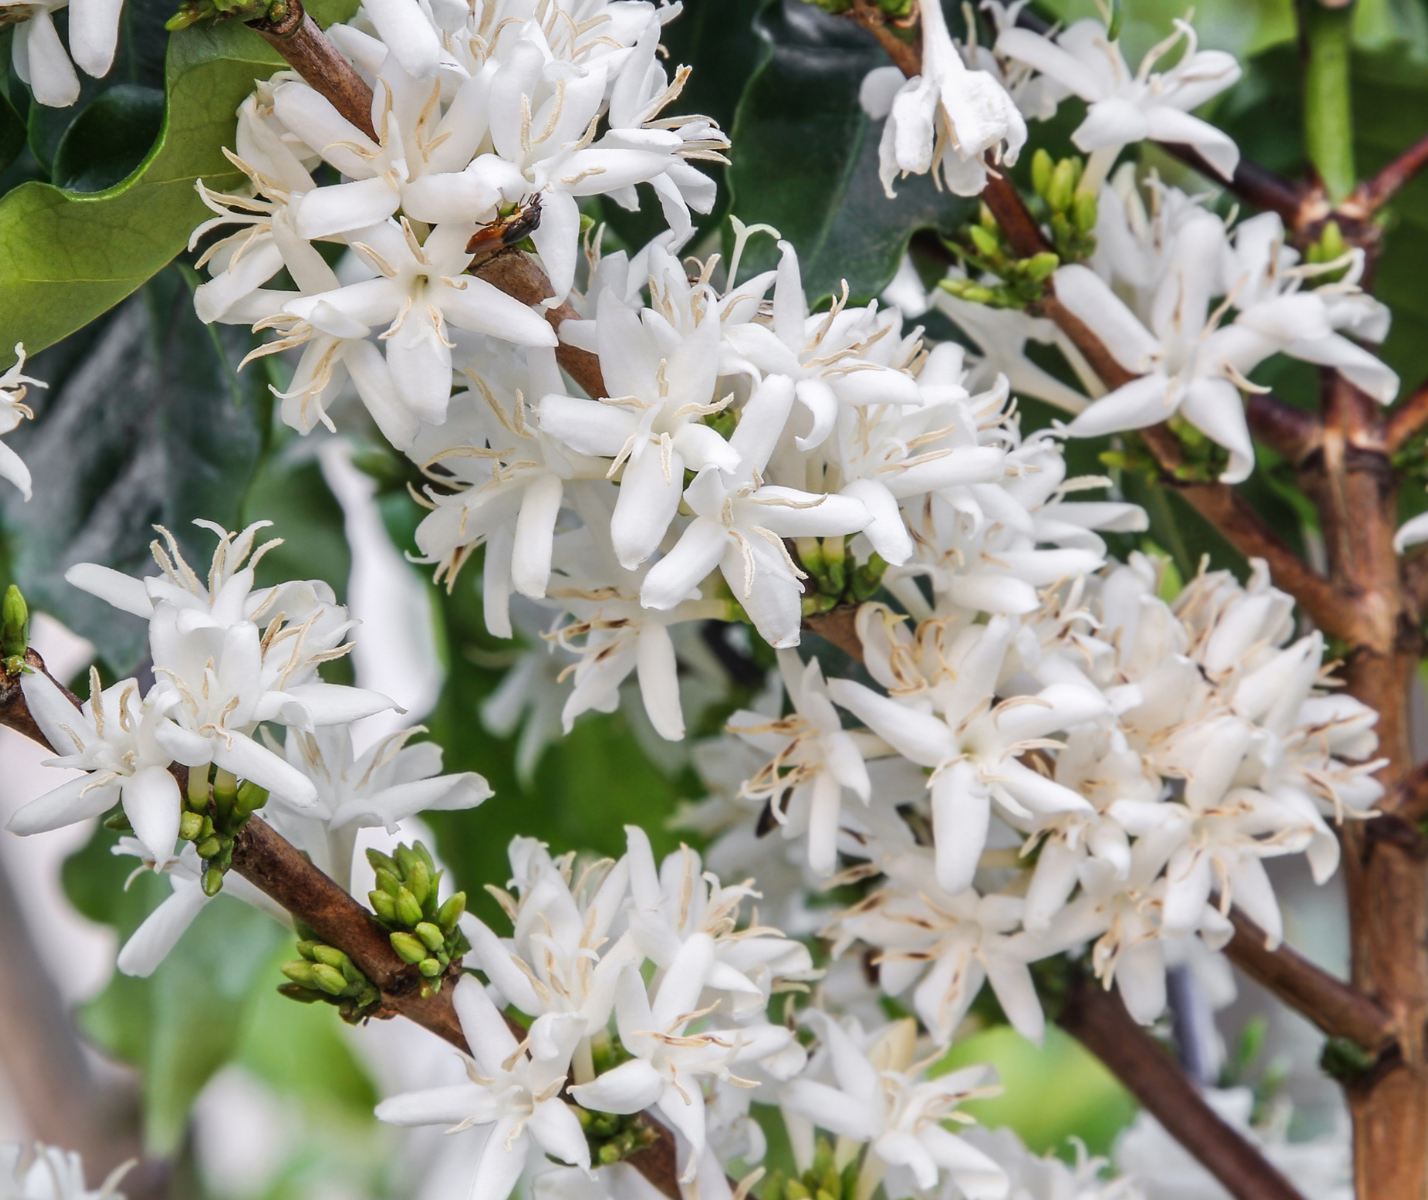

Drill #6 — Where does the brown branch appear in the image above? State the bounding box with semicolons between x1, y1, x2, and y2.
1223;907;1396;1052
1380;380;1428;455
1161;143;1311;225
801;607;864;660
472;249;607;398
844;0;921;77
1394;759;1428;822
2;651;678;1196
1247;394;1322;464
1057;973;1309;1200
248;0;377;140
1404;546;1428;619
1343;130;1428;218
981;169;1051;258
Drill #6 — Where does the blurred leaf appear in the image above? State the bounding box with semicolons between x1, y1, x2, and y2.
65;821;287;1155
597;0;766;248
235;944;378;1117
0;0;358;358
726;0;975;304
0;265;267;672
0;90;22;176
937;1024;1137;1158
52;85;166;192
240;443;350;603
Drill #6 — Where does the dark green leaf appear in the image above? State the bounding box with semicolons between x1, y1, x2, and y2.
725;0;975;304
0;266;266;672
52;85;165;192
0;88;23;176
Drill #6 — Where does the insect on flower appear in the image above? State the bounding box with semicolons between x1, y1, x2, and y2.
465;195;544;263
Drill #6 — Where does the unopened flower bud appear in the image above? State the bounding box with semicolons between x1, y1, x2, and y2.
418;957;443;977
406;859;432;908
393;844;420;878
390;932;427;964
1030;148;1053;198
296;940;320;961
436;892;466;931
179;811;204;841
374;868;403;897
369;890;397;922
212;768;239;816
235;780;268;814
311;964;349;995
1048;158;1076;213
282;960;321;988
968;224;1000;259
312;945;350;971
395;886;424;927
414;921;445;952
1024;252;1059;282
366;848;399;876
1;585;29;670
196;836;223;860
1073;189;1098;234
202;867;225;896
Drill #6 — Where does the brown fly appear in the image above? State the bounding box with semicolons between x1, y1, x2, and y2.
465;194;544;261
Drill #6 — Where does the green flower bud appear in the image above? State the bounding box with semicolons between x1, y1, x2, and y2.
296;940;320;961
794;536;824;575
598;1144;623;1166
187;765;211;809
235;780;268;814
968;223;1000;259
1024;252;1060;282
418;957;443;977
436;892;467;931
414;921;446;952
311;963;349;995
395;886;424;928
1073;189;1098;235
1030;148;1053;199
406;859;432;908
212;768;239;816
1047;158;1076;213
179;811;204;841
786;1181;811;1200
202;867;225;896
1321;220;1345;261
391;931;428;964
282;960;321;988
369;890;397;922
375;868;403;897
1;585;29;669
413;841;437;874
366;848;399;876
312;945;350;971
196;836;223;860
938;278;997;305
393;844;420;877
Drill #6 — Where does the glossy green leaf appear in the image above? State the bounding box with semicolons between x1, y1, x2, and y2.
1;266;267;672
52;85;166;192
725;0;975;304
0;0;357;360
0;89;23;177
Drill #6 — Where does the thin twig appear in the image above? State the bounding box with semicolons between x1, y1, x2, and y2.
844;0;921;77
1057;973;1309;1200
247;0;377;140
1343;130;1428;217
1247;393;1322;464
1223;907;1396;1052
1380;380;1428;454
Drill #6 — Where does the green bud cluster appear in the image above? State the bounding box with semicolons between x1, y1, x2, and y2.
1100;421;1229;486
796;537;888;616
938;204;1061;311
366;841;470;996
574;1106;658;1166
279;938;382;1024
177;764;269;896
761;1138;859;1200
1;585;29;678
1028;149;1098;263
1305;220;1350;284
166;0;287;29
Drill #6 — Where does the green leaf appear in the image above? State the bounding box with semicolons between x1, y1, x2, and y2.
725;0;975;304
52;85;166;192
0;0;358;358
0;89;23;177
0;266;267;672
239;439;351;603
